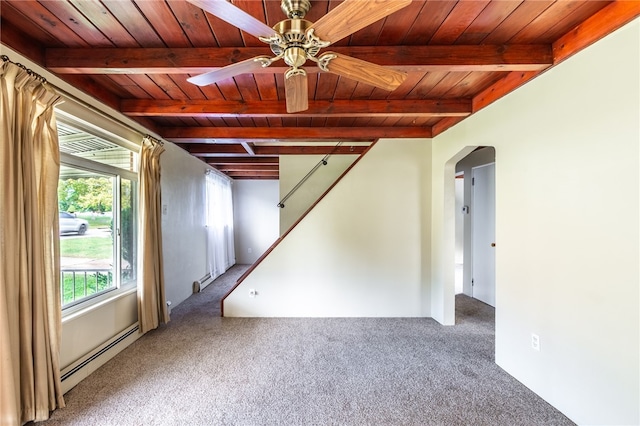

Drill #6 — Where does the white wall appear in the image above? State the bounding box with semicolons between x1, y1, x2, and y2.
431;19;639;425
224;139;432;317
160;142;210;308
279;154;358;233
233;180;279;264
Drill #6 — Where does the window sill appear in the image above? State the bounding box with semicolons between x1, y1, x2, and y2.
62;284;137;323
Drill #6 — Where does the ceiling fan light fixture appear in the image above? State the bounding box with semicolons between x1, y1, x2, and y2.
284;47;307;69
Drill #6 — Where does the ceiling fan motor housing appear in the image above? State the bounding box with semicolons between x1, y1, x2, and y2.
270;19;321;57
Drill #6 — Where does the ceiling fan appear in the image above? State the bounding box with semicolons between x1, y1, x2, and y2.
186;0;410;113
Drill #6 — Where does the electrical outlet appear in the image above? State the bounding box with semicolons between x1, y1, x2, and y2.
531;333;540;351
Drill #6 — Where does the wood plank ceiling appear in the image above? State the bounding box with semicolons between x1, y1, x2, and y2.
1;0;638;179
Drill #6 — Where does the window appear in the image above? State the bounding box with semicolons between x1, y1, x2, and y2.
205;170;235;279
57;118;138;310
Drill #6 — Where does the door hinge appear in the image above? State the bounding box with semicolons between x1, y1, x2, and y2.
471;278;474;286
472;177;475;186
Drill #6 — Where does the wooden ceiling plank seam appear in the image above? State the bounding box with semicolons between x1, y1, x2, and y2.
127;74;172;100
315;72;341;101
147;74;190;100
376;1;428;46
426;71;473;99
232;0;269;47
443;72;501;100
216;77;244;101
509;0;593;44
534;1;611;44
454;0;524;45
429;0;492;45
167;0;219;47
254;73;280;100
405;71;449;100
133;0;192;48
169;74;208;100
402;0;456;45
91;75;138;99
101;0;167;48
202;6;243;47
0;2;81;49
108;74;153;99
69;0;139;47
481;1;556;45
37;0;114;47
348;14;386;46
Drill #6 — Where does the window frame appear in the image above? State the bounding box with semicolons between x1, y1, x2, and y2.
58;132;138;317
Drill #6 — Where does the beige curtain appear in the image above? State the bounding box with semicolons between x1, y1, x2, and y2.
137;136;169;334
0;60;65;424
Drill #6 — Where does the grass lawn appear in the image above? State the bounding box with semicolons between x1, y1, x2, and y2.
61;271;114;306
60;236;113;259
60;234;114;306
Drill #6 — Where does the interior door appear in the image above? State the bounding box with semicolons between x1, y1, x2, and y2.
471;163;496;307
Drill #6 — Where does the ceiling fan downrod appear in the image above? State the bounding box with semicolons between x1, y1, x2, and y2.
281;0;311;19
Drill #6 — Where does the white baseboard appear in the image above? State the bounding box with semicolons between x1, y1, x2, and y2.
60;323;141;394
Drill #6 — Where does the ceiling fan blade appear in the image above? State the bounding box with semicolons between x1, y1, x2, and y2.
285;72;309;113
318;52;406;91
309;0;411;45
187;56;271;86
187;0;275;39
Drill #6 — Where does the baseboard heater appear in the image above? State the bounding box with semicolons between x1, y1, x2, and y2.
193;272;214;293
60;323;140;393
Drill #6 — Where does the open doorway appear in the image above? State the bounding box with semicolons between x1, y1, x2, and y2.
455;147;496;309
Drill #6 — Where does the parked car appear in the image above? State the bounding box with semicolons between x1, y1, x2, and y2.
59;212;88;235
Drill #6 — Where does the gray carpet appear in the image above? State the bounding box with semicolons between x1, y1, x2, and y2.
42;265;574;425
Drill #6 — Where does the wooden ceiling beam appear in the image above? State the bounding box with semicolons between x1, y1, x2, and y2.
225;171;279;179
163;126;431;141
214;164;279;172
205;157;279;165
186;144;369;156
552;1;640;64
121;99;471;118
45;45;552;74
432;0;640;138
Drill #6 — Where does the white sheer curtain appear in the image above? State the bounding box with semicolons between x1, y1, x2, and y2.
205;170;235;280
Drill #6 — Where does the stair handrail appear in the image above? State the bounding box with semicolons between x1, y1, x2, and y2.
277;141;343;208
221;140;377;316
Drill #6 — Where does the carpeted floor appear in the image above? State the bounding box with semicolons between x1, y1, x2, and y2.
42;265;574;425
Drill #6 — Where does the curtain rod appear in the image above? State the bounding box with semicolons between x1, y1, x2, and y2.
1;53;155;143
144;134;164;146
1;54;47;84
